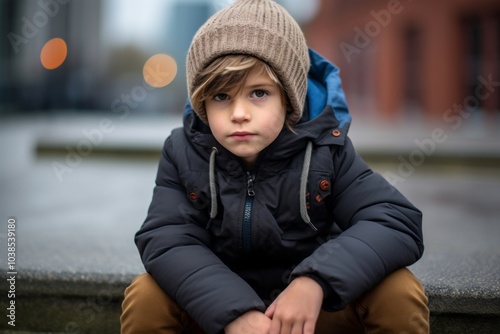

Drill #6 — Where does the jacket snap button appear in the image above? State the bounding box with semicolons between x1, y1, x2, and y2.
331;129;341;137
188;192;197;201
319;180;330;191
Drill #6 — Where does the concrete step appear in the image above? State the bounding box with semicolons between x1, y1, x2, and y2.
1;262;500;333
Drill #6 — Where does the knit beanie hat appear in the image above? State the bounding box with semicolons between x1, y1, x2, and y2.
186;0;310;125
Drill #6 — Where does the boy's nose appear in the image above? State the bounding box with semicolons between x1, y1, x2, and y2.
230;99;250;123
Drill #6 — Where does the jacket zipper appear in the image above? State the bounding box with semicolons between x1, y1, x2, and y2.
242;171;255;254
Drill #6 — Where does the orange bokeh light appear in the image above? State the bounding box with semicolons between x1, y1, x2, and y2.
40;38;67;70
143;54;177;88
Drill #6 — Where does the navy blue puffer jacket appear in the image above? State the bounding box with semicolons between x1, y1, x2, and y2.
135;49;424;334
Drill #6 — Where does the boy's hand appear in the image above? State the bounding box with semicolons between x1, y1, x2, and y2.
265;276;323;334
224;309;271;334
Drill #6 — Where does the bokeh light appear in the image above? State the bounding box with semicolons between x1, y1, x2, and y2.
40;38;68;70
143;54;177;88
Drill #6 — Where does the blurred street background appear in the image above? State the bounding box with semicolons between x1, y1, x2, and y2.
0;0;500;332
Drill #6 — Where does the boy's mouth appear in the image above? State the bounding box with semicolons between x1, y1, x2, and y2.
229;131;256;140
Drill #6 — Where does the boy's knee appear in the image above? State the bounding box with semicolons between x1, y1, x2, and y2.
121;273;204;334
123;273;171;307
357;268;429;317
357;268;429;333
369;268;427;302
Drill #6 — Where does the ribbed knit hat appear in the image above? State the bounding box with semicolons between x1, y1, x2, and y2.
186;0;310;124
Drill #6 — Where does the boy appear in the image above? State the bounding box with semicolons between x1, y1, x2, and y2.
121;0;430;333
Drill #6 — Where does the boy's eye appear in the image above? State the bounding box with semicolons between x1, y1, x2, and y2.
251;89;268;99
214;93;229;101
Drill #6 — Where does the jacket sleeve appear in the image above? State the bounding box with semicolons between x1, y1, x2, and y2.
135;136;265;334
291;136;424;311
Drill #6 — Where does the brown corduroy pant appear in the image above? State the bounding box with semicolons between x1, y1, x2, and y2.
120;268;429;334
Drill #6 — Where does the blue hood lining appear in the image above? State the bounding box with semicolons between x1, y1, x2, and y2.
304;49;351;131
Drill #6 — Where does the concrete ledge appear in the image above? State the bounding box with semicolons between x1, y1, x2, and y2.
411;253;500;316
1;266;500;334
33;115;500;169
428;314;500;333
2;246;500;334
0;270;133;334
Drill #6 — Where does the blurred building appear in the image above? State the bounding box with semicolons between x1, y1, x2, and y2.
304;0;500;124
162;0;214;112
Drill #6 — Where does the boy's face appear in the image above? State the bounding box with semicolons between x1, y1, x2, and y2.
205;66;286;169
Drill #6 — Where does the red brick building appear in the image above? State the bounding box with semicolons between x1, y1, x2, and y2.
303;0;500;124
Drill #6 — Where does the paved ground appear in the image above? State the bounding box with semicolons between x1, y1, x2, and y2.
0;113;499;321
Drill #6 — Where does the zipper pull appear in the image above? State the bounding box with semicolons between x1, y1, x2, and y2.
246;172;255;197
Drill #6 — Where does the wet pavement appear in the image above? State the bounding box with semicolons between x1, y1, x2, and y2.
0;114;499;317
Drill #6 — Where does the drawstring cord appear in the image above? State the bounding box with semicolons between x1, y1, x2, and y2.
300;141;317;231
209;147;218;219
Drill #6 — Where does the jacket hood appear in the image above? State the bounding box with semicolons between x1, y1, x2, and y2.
183;48;351;161
300;48;351;141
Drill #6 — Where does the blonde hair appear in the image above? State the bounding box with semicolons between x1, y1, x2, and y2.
191;55;295;131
